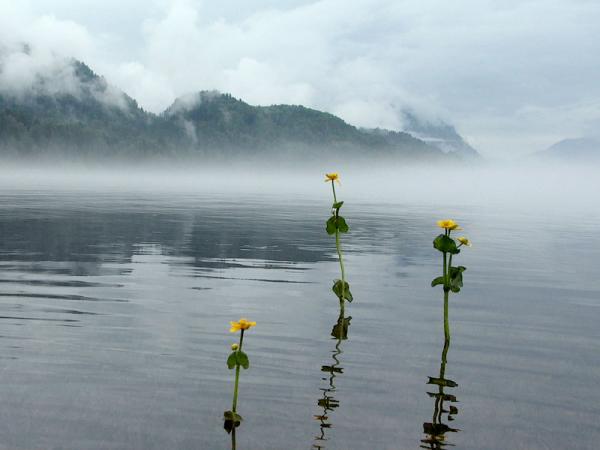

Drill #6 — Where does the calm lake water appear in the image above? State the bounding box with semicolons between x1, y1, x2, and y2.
0;186;598;449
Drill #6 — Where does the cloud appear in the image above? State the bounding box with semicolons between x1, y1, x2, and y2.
0;3;94;61
1;0;600;157
0;2;95;96
104;61;174;113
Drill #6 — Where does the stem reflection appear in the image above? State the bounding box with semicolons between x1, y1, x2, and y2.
421;332;459;449
312;310;352;449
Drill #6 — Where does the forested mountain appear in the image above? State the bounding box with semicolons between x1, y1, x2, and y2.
0;57;476;163
0;60;182;158
162;91;445;160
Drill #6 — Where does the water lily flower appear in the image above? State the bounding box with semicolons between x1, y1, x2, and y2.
437;219;462;231
457;237;472;247
230;318;257;333
325;172;340;184
231;343;239;351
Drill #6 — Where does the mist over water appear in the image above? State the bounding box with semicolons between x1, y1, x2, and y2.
0;160;599;449
0;160;597;212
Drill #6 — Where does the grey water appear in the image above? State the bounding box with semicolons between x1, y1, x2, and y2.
0;183;598;450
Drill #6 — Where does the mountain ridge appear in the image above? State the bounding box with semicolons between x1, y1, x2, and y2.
537;137;600;161
0;56;478;163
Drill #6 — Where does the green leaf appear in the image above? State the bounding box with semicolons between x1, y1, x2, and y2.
326;216;337;235
332;201;344;209
431;276;445;287
237;351;250;369
326;215;350;234
331;315;352;339
223;410;243;422
332;279;353;302
227;352;237;369
337;216;349;233
223;410;243;433
448;266;466;293
433;234;460;255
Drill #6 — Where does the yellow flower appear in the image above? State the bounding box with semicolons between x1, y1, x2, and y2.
325;172;340;184
437;219;462;231
229;318;257;333
231;343;239;351
457;237;472;247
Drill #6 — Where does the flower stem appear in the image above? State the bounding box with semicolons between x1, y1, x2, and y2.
335;229;346;302
443;288;450;342
447;253;453;288
331;181;337;204
443;252;448;287
331;180;346;305
442;252;450;341
232;330;244;413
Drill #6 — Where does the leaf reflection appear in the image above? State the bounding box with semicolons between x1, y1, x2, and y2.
224;410;241;449
422;280;463;447
421;337;460;449
312;310;352;449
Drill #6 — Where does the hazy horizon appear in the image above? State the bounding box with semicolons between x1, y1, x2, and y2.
0;162;597;216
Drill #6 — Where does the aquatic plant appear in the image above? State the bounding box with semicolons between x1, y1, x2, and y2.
431;220;471;341
325;172;353;310
314;175;354;447
224;318;256;434
422;220;469;448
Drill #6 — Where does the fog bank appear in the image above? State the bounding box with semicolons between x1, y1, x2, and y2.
0;161;597;216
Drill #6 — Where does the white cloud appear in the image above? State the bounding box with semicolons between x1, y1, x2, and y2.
0;2;95;96
1;0;600;157
106;61;174;113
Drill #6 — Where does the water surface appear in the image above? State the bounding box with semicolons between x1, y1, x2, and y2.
0;188;598;449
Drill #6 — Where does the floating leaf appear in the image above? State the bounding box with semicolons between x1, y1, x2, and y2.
237;350;250;370
433;234;460;255
332;279;353;302
227;352;237;370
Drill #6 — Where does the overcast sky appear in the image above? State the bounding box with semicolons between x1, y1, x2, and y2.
1;0;599;157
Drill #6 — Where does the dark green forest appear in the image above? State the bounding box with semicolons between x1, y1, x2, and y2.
0;60;458;162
